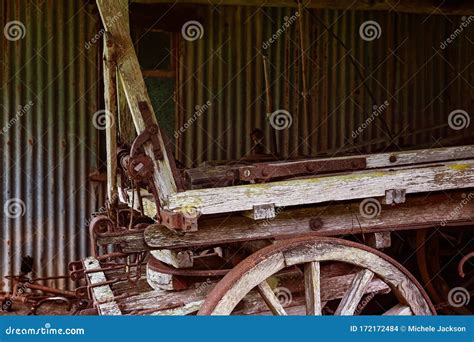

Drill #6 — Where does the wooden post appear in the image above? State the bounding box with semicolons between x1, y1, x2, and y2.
103;32;118;209
96;0;178;205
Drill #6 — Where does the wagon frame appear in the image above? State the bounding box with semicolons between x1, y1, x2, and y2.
79;0;474;316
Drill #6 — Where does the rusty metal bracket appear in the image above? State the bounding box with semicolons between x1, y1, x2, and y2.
237;157;367;182
158;209;200;232
130;101;163;160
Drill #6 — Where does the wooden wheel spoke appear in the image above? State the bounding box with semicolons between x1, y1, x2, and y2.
257;281;288;316
335;269;374;315
383;304;413;316
304;261;322;315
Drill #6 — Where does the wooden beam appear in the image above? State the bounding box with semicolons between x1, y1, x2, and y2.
103;33;118;207
83;257;122;315
185;145;474;190
96;0;178;204
133;0;474;15
143;192;474;250
169;159;474;215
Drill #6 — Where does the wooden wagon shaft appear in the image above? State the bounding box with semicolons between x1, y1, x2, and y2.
125;156;474;217
99;191;474;251
134;0;474;15
103;32;118;207
169;159;474;215
83;256;122;315
96;0;178;204
185;145;474;189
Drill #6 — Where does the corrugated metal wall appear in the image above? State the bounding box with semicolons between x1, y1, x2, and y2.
177;7;473;166
1;0;101;291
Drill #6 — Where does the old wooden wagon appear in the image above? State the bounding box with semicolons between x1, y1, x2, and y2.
70;0;474;316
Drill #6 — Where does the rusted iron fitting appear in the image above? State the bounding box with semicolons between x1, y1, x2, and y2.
458;251;474;278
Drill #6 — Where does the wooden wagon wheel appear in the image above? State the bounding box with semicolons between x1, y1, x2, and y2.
198;237;435;315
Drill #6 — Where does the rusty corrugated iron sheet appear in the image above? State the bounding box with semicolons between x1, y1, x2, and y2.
177;6;473;166
1;0;102;291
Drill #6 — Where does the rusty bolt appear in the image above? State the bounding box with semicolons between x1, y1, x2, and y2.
389;155;397;163
309;218;324;231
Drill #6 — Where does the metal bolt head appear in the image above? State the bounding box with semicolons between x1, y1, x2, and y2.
309;218;323;231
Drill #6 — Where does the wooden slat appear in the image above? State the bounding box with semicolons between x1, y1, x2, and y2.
142;192;474;250
168;159;474;215
96;0;178;202
335;269;374;315
83;257;122;316
256;281;288;316
383;304;413;316
134;0;474;15
103;33;118;206
304;261;322;315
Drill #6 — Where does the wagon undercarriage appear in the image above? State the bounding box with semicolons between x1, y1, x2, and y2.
69;0;474;316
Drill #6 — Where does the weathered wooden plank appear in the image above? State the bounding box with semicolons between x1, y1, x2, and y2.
168;159;474;215
150;249;193;268
383;304;413;316
146;266;186;291
335;269;374;315
83;257;122;316
134;0;474;15
103;33;118;206
242;203;276;220
185;145;474;189
96;0;178;203
304;261;322;315
144;192;474;249
151;300;204;316
366;232;391;250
